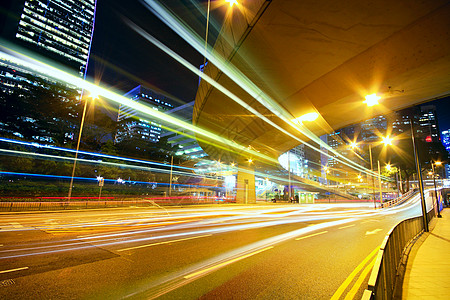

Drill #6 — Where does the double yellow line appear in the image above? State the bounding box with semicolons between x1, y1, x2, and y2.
331;246;379;300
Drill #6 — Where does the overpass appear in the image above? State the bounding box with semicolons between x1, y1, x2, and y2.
193;0;450;202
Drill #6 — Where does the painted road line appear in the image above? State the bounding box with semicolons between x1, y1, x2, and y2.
117;234;212;252
344;256;376;300
365;229;382;235
295;231;328;240
0;267;29;274
10;222;24;228
184;246;273;280
330;246;379;300
339;224;355;230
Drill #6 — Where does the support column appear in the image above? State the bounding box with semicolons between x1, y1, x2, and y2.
236;166;256;204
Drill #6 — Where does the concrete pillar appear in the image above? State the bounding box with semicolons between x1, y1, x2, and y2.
236;166;256;204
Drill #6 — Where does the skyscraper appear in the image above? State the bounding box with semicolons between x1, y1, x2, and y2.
13;0;96;76
0;0;97;92
116;85;174;143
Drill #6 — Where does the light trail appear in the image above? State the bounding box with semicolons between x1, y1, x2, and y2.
0;198;422;260
0;148;203;178
141;0;385;179
0;46;276;165
0;137;194;172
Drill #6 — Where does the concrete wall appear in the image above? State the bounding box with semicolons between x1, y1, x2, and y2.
236;166;256;204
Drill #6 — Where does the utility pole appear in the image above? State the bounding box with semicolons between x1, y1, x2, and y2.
410;120;428;232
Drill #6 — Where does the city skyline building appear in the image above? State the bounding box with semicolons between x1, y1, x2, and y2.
116;85;174;143
2;0;97;78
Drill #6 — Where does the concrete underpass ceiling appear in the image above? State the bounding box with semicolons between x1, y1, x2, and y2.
193;0;450;162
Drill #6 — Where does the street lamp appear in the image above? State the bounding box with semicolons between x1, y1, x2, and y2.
352;136;393;209
431;161;442;218
409;119;428;232
68;92;98;200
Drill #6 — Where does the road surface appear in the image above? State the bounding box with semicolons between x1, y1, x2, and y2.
0;193;432;299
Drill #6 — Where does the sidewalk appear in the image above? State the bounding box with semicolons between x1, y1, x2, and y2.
402;208;450;299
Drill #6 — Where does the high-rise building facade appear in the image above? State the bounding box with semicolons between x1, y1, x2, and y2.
161;100;207;159
0;0;97;92
116;85;174;143
15;0;96;76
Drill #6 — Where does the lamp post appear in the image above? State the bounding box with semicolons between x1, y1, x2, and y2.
410;119;428;232
431;161;442;218
68;93;98;200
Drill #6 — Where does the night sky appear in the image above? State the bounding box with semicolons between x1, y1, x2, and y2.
86;0;213;106
0;1;449;132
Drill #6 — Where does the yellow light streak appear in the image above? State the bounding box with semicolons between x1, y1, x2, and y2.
139;1;382;178
0;47;276;165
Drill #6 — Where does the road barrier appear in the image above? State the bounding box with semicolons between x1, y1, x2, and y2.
362;206;436;299
0;196;235;212
380;189;417;208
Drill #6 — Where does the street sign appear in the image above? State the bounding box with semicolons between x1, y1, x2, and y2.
98;177;104;187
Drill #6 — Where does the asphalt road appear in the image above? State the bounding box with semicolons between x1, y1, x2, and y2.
0;193;433;299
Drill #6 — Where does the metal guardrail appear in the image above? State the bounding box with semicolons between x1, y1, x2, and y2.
380;189;417;208
0;196;235;212
363;205;436;299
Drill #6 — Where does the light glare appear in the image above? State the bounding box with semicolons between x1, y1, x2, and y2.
364;94;380;106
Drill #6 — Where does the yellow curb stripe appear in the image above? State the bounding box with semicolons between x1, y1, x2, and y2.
344;257;376;300
330;246;379;300
0;266;28;274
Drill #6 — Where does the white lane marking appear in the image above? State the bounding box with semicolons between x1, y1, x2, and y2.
10;222;24;228
365;229;382;235
361;220;379;224
0;267;29;274
117;234;212;252
339;224;355;229
295;231;328;240
184;246;273;279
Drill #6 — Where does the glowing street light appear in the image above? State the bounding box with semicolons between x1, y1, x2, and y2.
293;112;319;124
350;141;358;149
386;164;392;172
68;91;100;200
431;161;442;218
382;135;393;146
248;158;253;163
363;93;380;106
226;0;238;7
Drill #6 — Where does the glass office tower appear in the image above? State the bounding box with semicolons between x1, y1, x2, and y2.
15;0;97;77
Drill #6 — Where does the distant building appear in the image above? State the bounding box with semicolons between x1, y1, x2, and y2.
0;0;97;142
161;100;207;159
116;85;174;143
442;129;450;178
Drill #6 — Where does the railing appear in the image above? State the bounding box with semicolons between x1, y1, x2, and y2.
363;206;436;299
0;196;236;212
380;189;417;208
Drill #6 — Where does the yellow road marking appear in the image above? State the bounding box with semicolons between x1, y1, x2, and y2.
0;266;28;274
330;246;379;300
295;231;328;240
344;257;376;300
184;246;273;279
117;234;212;252
339;224;355;229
